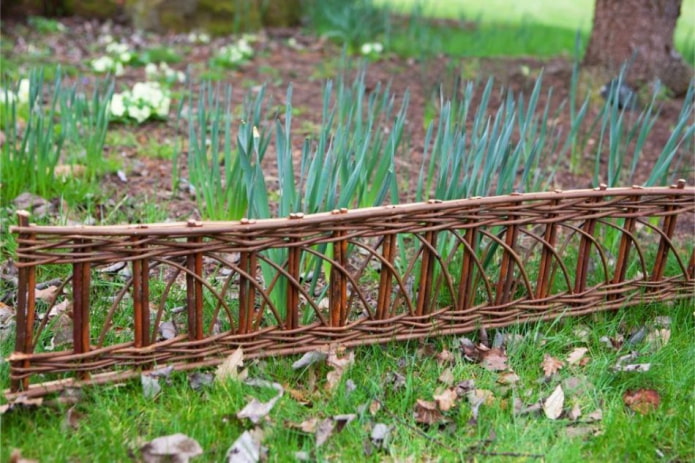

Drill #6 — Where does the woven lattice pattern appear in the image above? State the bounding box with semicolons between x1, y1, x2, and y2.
7;184;695;398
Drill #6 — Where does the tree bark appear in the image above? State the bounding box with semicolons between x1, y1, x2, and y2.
583;0;693;96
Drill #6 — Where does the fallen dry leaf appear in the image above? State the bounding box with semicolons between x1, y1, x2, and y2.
623;389;660;415
371;423;391;449
141;433;203;463
236;379;283;424
497;372;520;385
543;385;564;420
466;389;494;422
480;348;508;372
141;374;161;399
292;350;328;369
614;363;651;372
436;349;456;365
459;337;483;362
315;418;335;447
568;401;582;421
158;321;177;341
542;354;564;377
216;348;246;382
565;424;602;438
226;430;263;463
62;406;83;431
455;379;476;396
35;285;60;304
9;449;38;463
189;372;214;391
646;328;670;349
438;367;455;386
414;399;445;425
369;399;381;416
325;350;354;391
586;408;603;422
433;388;458;412
566;347;589;366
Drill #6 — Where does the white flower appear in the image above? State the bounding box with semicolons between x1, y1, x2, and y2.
114;62;125;76
119;52;132;63
109;92;126;118
91;56;113;73
145;63;158;79
17;79;30;104
106;42;129;55
128;104;151;123
360;42;383;56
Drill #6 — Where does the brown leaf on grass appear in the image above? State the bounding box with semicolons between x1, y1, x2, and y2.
369;399;381;416
237;379;283;424
455;379;476;397
568;401;582;421
294;417;319;433
433;388;458;412
566;347;589;366
225;430;263;463
54;164;86;180
466;389;494;422
480;348;508;372
459;337;483;362
140;433;203;463
435;349;456;365
9;449;38;463
385;371;406;390
497;372;520;385
315;418;335;447
646;328;670;349
291;350;328;369
543;385;565;420
413;399;445;425
0;396;43;415
565;424;602;438
285;386;312;406
62;406;84;431
542;354;564;377
370;423;391;449
325;350;354;391
216;348;246;382
623;389;660;415
586;408;603;422
141;373;161;399
438;367;455;386
35;285;60;304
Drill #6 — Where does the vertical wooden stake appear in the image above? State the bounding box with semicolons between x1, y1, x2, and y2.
186;236;204;340
609;196;638;300
574;192;603;294
12;211;35;391
458;225;478;311
651;182;685;284
495;217;518;305
72;238;91;380
132;236;150;347
330;231;348;326
376;233;396;319
416;230;438;316
238;251;257;334
536;202;559;299
286;239;300;330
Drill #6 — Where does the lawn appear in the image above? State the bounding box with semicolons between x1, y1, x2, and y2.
1;1;694;461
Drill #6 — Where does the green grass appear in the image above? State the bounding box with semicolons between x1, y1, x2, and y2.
377;0;694;61
2;301;692;461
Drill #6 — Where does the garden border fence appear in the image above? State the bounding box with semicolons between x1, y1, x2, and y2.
6;183;695;399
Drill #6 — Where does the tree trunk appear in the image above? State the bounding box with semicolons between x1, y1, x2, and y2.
583;0;693;96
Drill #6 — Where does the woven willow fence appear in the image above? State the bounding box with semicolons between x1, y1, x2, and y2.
6;183;695;398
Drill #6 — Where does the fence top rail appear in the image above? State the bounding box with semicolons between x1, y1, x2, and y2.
11;183;694;237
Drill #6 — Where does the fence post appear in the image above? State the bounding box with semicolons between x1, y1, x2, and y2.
458;223;478;311
574;185;605;293
416;228;438;317
376;232;396;320
72;238;91;380
495;213;518;305
330;229;348;326
608;194;639;300
12;211;35;391
238;250;257;334
536;199;559;299
186;230;204;340
132;235;150;347
651;180;686;284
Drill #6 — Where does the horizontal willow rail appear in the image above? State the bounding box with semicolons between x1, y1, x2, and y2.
6;183;695;399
